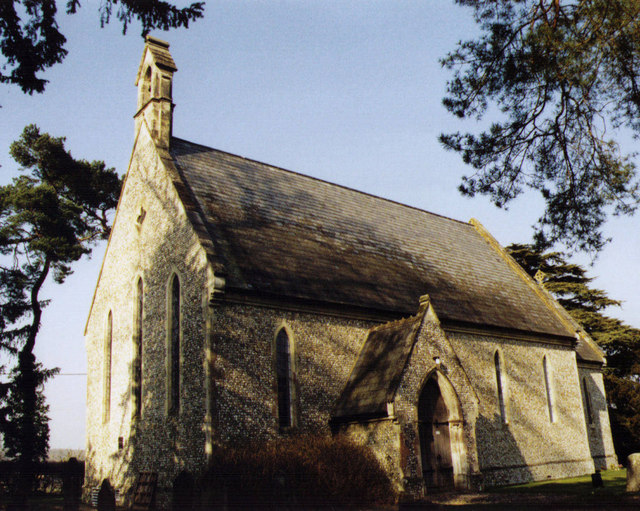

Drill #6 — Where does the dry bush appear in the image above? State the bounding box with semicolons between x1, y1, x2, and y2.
198;434;395;508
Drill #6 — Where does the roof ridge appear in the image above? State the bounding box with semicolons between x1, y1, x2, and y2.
170;136;472;227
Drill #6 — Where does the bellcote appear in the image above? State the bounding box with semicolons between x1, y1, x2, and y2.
134;36;177;148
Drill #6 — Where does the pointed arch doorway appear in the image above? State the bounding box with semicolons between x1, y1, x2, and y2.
418;371;466;490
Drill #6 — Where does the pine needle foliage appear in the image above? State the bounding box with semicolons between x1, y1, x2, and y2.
442;1;640;253
0;354;57;465
0;0;204;94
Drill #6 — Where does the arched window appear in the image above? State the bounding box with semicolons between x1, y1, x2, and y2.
276;329;293;430
167;274;181;415
582;377;594;424
494;351;507;423
543;356;555;422
139;66;152;108
133;278;143;418
103;310;113;423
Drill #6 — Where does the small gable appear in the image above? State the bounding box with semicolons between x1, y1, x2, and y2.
333;314;423;420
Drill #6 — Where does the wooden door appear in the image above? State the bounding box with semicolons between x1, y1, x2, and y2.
418;378;454;490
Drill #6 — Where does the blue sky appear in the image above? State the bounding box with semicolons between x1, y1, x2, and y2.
1;1;638;449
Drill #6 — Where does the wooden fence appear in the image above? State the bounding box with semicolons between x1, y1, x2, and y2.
0;457;84;499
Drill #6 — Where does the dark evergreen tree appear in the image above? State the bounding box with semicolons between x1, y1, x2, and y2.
0;125;121;500
508;243;640;461
442;1;640;253
1;0;204;94
0;356;57;468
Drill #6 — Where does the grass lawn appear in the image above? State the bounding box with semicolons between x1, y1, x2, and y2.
489;469;628;497
418;470;638;510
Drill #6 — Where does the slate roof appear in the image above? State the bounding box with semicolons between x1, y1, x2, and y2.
575;338;604;364
333;315;423;419
170;137;575;339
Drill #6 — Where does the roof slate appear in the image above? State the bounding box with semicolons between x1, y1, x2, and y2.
575;337;605;364
170;137;573;338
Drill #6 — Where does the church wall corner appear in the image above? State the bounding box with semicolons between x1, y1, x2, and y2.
84;129;211;499
578;366;618;469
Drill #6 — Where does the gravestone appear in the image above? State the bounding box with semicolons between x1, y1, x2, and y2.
97;479;116;511
591;470;603;488
626;453;640;492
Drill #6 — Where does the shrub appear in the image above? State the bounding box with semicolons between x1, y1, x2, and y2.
198;434;395;508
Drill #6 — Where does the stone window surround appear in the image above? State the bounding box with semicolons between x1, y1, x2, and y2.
273;323;299;432
138;66;153;112
542;355;556;423
582;376;594;425
103;310;113;424
132;276;144;420
494;349;509;425
166;271;183;417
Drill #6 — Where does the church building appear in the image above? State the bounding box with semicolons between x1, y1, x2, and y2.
84;37;617;504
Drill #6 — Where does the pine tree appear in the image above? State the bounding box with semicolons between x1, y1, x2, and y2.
0;125;121;500
443;1;640;253
508;243;640;461
0;355;57;494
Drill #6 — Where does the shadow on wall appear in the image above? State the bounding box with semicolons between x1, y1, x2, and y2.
89;348;199;508
584;376;609;469
91;320;381;508
210;308;367;446
482;343;596;483
86;358;143;506
475;414;531;488
89;167;220;501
